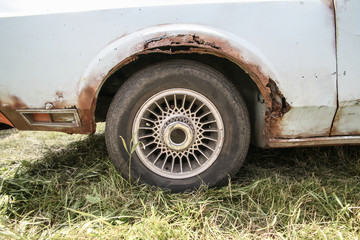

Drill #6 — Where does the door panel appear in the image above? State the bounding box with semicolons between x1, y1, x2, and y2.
331;0;360;136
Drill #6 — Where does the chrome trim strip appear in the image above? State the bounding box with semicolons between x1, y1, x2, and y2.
268;136;360;148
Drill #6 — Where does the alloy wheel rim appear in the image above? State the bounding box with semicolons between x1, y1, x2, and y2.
132;88;224;179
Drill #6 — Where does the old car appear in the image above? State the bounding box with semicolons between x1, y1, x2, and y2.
0;0;359;191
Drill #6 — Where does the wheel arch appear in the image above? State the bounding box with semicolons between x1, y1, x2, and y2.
79;24;286;146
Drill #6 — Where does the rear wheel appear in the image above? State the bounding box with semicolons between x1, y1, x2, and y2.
105;60;250;192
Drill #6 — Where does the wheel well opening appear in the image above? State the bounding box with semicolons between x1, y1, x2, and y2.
0;123;14;131
95;52;265;145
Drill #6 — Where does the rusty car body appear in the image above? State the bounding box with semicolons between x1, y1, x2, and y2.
0;0;359;190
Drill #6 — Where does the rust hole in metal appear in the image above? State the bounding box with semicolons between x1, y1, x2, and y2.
265;78;291;139
266;78;290;117
144;34;222;50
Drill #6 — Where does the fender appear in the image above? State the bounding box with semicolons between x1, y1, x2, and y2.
77;24;284;136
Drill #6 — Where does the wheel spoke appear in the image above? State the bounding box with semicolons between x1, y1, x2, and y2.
192;153;202;166
199;111;212;119
164;97;170;110
146;148;157;158
186;157;193;171
139;134;154;140
153;151;162;164
181;95;187;109
201;119;217;125
161;156;168;170
144;140;156;148
201;143;215;152
146;108;160;117
141;117;156;123
154;101;164;113
198;149;209;160
194;103;205;114
171;157;175;172
188;97;196;111
139;127;153;130
174;94;177;109
203;129;219;133
179;157;183;173
202;136;218;142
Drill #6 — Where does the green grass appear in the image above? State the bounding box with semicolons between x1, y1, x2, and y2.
0;123;359;239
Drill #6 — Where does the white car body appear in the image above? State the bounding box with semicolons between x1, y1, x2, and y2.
0;0;359;148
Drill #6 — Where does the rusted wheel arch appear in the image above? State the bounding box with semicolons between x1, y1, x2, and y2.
104;44;273;109
81;32;281;138
94;46;271;125
92;45;274;140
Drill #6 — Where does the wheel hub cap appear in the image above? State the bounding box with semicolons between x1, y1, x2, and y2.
162;117;195;151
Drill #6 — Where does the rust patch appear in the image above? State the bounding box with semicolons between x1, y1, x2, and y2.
56;91;64;100
145;34;222;49
0;95;27;110
143;34;221;49
264;79;291;138
76;85;98;134
50;91;73;109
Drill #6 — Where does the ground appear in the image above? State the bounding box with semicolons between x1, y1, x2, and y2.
0;123;359;239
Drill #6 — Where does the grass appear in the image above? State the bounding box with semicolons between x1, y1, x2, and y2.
0;123;359;239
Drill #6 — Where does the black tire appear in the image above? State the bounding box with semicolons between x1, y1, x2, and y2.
105;60;250;192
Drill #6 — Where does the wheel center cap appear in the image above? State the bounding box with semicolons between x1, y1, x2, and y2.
163;121;194;151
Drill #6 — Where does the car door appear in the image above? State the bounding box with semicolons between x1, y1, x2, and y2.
331;0;360;136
